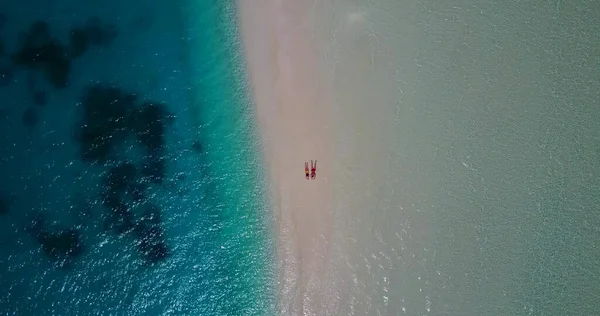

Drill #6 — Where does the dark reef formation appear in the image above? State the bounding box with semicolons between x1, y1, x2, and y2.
76;85;136;162
132;102;174;184
101;162;139;235
9;18;117;89
0;16;177;267
106;162;138;195
191;140;203;154
25;214;84;264
74;83;174;265
11;21;71;89
76;85;174;181
99;163;169;264
132;103;170;152
37;229;84;259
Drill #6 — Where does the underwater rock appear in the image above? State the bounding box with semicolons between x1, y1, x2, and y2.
191;140;203;153
68;28;90;59
129;102;174;184
76;85;137;162
101;162;139;210
22;107;37;127
11;21;71;89
137;229;168;264
38;229;84;259
101;162;147;235
26;214;84;260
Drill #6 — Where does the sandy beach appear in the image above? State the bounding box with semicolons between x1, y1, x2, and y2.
237;0;335;314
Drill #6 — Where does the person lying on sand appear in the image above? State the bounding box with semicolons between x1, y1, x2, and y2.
305;162;310;180
311;160;317;180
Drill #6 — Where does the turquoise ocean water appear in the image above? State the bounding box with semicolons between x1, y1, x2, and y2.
0;0;273;315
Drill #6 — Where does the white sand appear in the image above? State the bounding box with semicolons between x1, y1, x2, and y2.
237;0;335;314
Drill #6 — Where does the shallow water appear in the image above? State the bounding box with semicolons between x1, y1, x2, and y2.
318;0;600;314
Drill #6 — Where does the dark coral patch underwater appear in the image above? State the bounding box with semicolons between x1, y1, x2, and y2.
10;18;118;89
76;85;137;163
75;84;174;182
25;214;85;267
11;21;71;89
72;82;176;265
134;203;168;264
0;15;178;271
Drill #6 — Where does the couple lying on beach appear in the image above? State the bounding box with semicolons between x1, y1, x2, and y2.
305;160;317;180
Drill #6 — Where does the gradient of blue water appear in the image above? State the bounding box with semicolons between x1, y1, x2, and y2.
0;0;273;315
